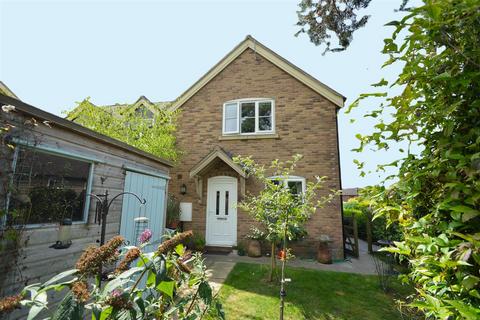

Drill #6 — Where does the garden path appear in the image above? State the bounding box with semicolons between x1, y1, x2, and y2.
205;239;379;291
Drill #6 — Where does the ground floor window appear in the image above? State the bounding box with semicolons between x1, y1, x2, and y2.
7;146;92;225
270;176;306;196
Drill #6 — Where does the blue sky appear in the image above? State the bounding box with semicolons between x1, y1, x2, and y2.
0;0;409;188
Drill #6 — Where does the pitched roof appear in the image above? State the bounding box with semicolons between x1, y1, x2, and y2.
0;81;19;99
101;96;171;115
170;35;346;111
189;146;246;178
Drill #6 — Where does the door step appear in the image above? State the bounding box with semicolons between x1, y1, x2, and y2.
205;246;233;255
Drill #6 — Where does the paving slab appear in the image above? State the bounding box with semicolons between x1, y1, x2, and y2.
205;240;379;277
205;260;236;293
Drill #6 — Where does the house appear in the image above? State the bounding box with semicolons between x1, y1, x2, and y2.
169;36;345;259
67;35;346;260
0;93;172;319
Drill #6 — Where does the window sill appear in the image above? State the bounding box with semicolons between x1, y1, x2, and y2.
218;133;280;141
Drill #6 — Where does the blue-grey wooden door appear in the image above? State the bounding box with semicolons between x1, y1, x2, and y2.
119;170;167;251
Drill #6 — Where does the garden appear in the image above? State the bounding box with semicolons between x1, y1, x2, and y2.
213;263;411;320
1;0;479;319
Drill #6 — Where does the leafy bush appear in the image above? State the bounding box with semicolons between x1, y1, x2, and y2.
66;99;180;161
347;1;480;317
343;197;402;242
0;230;224;319
166;194;180;228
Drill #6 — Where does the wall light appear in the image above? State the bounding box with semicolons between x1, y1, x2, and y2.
180;183;187;195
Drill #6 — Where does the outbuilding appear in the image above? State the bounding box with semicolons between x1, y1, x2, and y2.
0;93;172;318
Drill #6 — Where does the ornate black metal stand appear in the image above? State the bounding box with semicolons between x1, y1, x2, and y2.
87;190;146;285
88;190;146;245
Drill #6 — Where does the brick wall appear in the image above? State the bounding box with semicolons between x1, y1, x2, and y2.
170;48;344;260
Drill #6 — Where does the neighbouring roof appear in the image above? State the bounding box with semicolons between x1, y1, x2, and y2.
0;93;173;168
342;188;359;196
0;81;19;99
171;35;346;111
102;95;172;115
190;146;246;178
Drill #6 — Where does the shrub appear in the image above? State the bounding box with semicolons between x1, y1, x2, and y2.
343;198;402;243
0;231;224;319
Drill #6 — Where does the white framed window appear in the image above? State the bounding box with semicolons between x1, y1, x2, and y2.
269;175;306;196
222;98;275;135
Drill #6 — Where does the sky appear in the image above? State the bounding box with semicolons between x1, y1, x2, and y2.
0;0;410;188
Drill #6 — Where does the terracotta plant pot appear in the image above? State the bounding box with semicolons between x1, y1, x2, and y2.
247;240;262;257
167;220;179;229
317;241;332;264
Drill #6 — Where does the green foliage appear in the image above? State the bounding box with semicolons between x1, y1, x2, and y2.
343;195;402;242
296;0;372;53
12;232;223;319
66;98;179;161
213;262;413;320
235;154;333;243
234;154;334;279
348;1;480;318
166;194;180;228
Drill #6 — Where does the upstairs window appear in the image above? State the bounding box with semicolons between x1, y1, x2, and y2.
222;99;275;135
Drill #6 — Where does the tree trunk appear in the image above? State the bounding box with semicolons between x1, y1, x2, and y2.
268;242;276;282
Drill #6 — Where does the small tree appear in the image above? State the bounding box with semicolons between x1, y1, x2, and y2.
234;154;334;282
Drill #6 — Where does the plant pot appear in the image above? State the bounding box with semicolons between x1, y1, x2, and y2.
247;240;262;257
317;241;332;264
167;220;179;229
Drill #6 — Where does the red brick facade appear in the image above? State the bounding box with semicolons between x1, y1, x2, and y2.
170;48;344;259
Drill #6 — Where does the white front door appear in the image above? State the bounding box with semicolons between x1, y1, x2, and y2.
206;176;237;246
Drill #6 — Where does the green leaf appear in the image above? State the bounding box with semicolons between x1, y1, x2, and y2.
371;78;388;87
27;291;47;320
42;269;78;287
446;300;480;319
51;292;84;320
157;280;175;298
198;281;213;305
462;276;479;290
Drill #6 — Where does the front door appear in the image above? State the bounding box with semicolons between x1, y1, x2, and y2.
206;176;237;246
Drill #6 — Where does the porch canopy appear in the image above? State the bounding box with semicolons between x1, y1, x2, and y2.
189;146;246;201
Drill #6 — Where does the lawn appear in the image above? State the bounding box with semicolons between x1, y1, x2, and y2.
213;262;409;320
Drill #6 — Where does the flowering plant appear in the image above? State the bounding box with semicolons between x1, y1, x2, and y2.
0;230;224;319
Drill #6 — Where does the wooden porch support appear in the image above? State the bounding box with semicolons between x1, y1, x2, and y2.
194;176;203;204
240;176;245;199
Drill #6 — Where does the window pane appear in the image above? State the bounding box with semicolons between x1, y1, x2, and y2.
9;148;90;224
259;102;272;116
216;191;220;215
241;117;255;133
287;181;303;195
241;103;255;117
225;118;238;132
258;117;272;131
225;191;229;215
225;103;237;118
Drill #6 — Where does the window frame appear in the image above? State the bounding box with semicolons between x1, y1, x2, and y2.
222;98;275;135
268;175;306;195
3;145;95;229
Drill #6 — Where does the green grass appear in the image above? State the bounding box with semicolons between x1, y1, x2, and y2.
213;262;410;320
